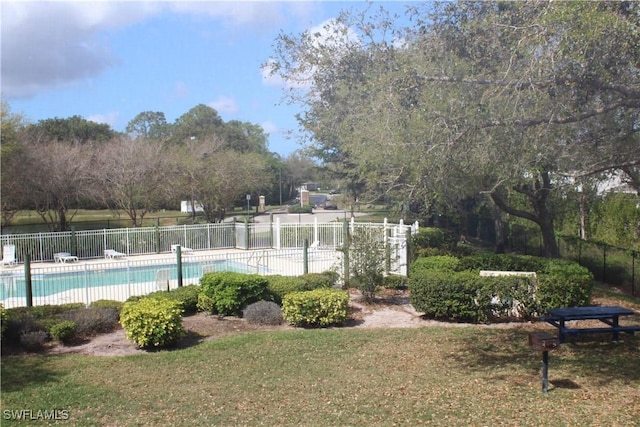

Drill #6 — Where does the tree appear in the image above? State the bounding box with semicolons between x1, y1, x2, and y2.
171;138;269;223
19;141;97;231
268;1;640;257
95;137;172;226
218;120;270;154
26;115;116;144
0;101;28;226
126;111;171;140
170;104;224;144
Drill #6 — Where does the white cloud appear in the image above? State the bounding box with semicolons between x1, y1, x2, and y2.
87;111;120;128
260;120;280;135
208;95;239;115
1;1;316;99
1;1;159;99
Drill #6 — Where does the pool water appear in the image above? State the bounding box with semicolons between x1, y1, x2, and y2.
0;259;259;300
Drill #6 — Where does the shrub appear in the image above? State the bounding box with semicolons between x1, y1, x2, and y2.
120;298;184;349
412;227;458;255
61;308;119;338
382;275;408;290
268;273;335;304
346;227;386;301
196;293;216;314
282;289;349;327
145;286;201;315
409;271;484;322
200;272;270;316
20;331;48;351
89;300;124;317
457;253;548;273
300;272;336;289
537;260;594;310
49;320;77;345
243;301;283;325
267;275;307;304
410;255;461;274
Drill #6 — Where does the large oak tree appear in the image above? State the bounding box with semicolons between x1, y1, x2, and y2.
268;1;640;257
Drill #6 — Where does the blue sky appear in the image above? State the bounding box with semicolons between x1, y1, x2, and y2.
2;1;412;156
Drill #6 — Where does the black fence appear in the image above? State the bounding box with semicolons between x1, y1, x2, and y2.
506;226;638;297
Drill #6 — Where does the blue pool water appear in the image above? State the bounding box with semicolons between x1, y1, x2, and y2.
0;259;260;300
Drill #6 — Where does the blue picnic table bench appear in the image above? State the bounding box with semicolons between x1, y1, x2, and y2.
541;306;640;343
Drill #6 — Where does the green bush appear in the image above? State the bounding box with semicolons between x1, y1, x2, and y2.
267;276;307;304
301;272;337;289
282;289;349;327
382;275;408;290
200;272;270;316
120;298;184;349
268;273;336;304
89;300;125;317
196;293;216;314
410;255;461;274
4;303;85;344
243;300;283;325
145;286;201;315
457;253;547;272
537;260;594;310
412;227;458;256
409;271;484;322
49;320;76;344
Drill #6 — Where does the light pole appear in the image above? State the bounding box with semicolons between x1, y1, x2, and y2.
246;194;251;219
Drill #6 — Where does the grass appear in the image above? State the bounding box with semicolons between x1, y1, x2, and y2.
2;324;639;426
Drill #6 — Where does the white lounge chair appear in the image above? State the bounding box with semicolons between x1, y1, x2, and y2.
54;252;78;263
104;249;126;259
171;244;193;254
0;244;17;267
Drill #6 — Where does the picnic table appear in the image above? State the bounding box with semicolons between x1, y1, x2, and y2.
542;306;640;343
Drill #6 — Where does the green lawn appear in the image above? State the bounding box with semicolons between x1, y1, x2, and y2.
2;325;639;426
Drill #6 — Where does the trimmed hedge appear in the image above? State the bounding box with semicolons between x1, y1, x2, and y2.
537;260;594;309
410;255;461;274
282;289;349;327
409;253;594;322
120;298;184;349
456;253;549;273
267;273;335;304
200;272;270;316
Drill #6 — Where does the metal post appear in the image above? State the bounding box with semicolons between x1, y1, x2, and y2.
24;254;33;307
71;226;77;256
542;350;549;393
303;239;309;275
176;246;183;288
343;220;350;287
155;218;161;254
632;251;636;297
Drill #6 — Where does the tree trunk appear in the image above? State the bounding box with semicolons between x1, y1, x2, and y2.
493;204;505;254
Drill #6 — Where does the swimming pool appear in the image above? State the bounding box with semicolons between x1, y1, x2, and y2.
0;259;264;302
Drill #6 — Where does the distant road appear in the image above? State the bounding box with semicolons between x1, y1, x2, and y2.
253;209;366;224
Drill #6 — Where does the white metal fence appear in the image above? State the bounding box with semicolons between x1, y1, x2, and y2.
1;219;418;308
